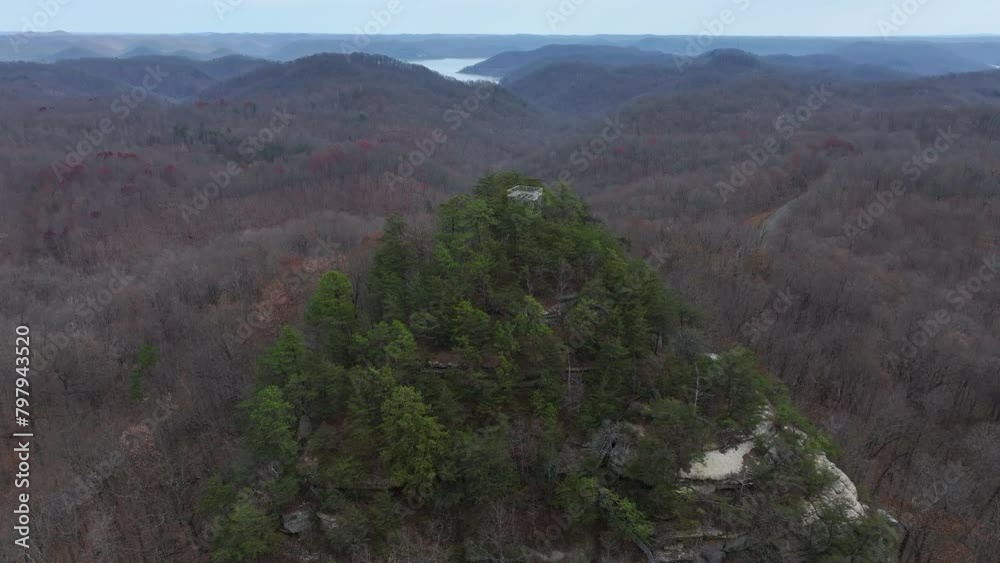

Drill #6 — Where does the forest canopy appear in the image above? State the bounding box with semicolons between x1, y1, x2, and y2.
201;173;898;562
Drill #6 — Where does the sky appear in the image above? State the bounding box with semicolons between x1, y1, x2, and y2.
3;0;999;36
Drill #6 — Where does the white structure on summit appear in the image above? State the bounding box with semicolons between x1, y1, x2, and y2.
507;185;544;203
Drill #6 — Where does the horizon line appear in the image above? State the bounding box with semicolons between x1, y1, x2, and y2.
2;31;999;39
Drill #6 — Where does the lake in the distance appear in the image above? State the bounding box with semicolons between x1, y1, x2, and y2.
408;58;499;83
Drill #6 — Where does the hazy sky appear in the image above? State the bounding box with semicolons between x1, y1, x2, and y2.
4;0;999;36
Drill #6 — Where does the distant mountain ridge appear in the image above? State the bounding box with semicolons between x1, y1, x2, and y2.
462;43;917;92
831;41;992;75
2;32;999;76
460;44;672;79
0;54;272;100
2;32;998;563
498;48;908;116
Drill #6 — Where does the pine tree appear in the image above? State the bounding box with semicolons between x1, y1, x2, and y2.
306;271;358;365
362;320;418;369
379;386;445;500
243;386;297;463
258;326;308;388
129;343;158;401
452;299;491;349
370;217;410;322
210;495;283;563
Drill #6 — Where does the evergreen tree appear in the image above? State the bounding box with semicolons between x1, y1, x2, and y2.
598;487;654;543
243;386;297;463
361;320;418;369
370;217;411;322
129;343;158;401
451;427;518;505
258;326;309;388
628;398;708;493
306;271;358;365
198;475;237;516
368;490;402;551
379;386;445;500
703;347;769;432
210;495;283;563
452;299;491;349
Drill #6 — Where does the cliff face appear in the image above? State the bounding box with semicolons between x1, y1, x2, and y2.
203;174;900;563
655;401;893;562
525;395;898;563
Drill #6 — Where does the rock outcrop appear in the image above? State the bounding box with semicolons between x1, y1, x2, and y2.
281;507;313;534
593;393;881;562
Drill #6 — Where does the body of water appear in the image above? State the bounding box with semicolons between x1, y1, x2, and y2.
408;58;499;83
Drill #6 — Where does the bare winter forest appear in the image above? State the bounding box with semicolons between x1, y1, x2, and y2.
0;29;998;563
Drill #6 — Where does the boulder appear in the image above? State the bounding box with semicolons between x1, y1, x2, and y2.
654;544;696;562
802;454;867;523
297;415;312;441
698;547;726;563
282;507;313;534
524;549;569;562
697;546;725;563
317;512;339;533
679;439;755;482
680;409;774;482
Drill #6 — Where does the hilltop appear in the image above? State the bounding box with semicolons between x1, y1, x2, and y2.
201;173;899;562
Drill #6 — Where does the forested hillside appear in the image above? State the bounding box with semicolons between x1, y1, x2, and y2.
501;49;912;118
202;174;897;562
0;46;997;562
459;45;673;80
516;61;1000;563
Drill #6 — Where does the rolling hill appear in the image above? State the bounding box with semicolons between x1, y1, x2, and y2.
460;44;673;79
